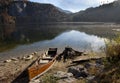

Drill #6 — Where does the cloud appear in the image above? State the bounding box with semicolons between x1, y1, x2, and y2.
31;0;115;12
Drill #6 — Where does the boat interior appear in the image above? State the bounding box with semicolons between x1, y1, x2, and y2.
38;48;57;64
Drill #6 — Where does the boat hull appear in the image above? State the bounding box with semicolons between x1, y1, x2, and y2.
28;60;55;80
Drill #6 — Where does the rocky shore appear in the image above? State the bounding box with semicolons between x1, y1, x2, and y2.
0;48;105;83
30;55;105;83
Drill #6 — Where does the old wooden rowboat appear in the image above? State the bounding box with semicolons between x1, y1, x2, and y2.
28;48;57;81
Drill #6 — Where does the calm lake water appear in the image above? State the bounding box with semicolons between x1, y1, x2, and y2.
1;22;119;61
0;30;105;61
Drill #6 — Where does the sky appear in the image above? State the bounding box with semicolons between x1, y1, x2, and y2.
30;0;115;12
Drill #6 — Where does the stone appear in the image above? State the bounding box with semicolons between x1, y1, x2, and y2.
25;55;33;61
58;77;76;83
4;59;12;63
54;71;76;83
17;57;21;59
68;65;89;78
31;53;34;55
83;52;88;55
54;71;73;79
86;76;95;81
22;56;26;60
11;58;18;61
34;52;38;55
30;79;40;83
96;59;103;65
84;63;96;69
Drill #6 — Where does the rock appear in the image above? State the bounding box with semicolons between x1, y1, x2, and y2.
25;55;34;61
34;52;37;55
96;59;103;65
54;71;76;83
85;62;104;71
86;76;95;81
31;53;34;55
68;65;89;78
58;77;76;83
83;52;88;55
54;71;73;79
17;57;21;60
22;56;26;60
84;63;96;69
30;79;40;83
4;59;12;63
11;58;18;61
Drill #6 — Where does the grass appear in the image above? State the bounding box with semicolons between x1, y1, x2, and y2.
40;74;59;83
94;35;120;83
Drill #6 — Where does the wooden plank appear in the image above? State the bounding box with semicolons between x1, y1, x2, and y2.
72;56;103;63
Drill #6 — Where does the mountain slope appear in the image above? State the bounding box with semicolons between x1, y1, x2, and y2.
72;1;120;22
7;1;69;23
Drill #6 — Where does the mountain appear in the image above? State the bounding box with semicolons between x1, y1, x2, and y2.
56;7;72;14
72;1;120;22
0;1;70;24
10;1;70;23
0;1;71;40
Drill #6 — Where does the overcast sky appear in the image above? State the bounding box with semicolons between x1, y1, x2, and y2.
30;0;115;12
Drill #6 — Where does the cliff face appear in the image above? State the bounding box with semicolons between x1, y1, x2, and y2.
72;1;120;22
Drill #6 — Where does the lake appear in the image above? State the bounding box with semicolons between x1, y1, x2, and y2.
0;22;119;61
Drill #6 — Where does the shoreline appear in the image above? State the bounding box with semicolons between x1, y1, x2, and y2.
0;47;105;82
0;47;84;62
0;50;43;83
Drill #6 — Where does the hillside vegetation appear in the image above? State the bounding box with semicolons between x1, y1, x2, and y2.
72;1;120;22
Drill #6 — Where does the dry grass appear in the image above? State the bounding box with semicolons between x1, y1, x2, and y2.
94;36;120;83
105;36;120;63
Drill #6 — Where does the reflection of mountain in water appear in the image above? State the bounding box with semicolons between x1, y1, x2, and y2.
38;30;105;51
0;30;105;61
0;24;67;43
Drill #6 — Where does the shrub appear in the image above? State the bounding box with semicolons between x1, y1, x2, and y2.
105;36;120;64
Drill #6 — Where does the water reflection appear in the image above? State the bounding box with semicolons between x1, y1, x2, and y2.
0;30;105;60
34;30;105;51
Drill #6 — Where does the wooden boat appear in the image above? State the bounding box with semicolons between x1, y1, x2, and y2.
28;48;57;81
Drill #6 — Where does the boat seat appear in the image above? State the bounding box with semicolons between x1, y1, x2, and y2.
39;60;49;64
42;56;53;60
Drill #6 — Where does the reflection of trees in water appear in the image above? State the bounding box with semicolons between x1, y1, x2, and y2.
0;23;69;43
15;24;69;43
3;24;16;40
0;22;118;52
0;24;69;52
